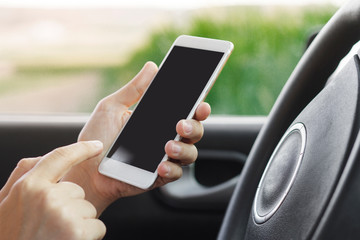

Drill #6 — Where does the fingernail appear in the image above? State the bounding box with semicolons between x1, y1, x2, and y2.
172;142;181;156
183;121;192;135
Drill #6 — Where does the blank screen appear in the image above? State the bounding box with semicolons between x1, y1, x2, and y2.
107;46;224;172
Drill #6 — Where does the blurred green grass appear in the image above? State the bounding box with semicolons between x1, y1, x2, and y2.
7;6;336;114
100;6;336;115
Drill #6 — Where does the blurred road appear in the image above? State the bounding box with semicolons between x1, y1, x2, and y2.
0;8;186;113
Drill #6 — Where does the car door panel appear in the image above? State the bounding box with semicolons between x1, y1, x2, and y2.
0;115;264;239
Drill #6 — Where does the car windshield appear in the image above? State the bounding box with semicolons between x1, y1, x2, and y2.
0;0;340;115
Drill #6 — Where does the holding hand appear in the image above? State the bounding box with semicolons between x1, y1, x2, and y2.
0;141;106;240
62;62;211;215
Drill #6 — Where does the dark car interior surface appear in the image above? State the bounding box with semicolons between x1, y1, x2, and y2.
2;1;360;239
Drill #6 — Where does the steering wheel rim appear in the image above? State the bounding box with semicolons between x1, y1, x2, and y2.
218;1;360;239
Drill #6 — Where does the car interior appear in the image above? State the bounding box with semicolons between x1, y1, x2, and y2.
1;0;360;239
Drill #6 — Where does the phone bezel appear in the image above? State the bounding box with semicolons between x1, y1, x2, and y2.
98;35;234;189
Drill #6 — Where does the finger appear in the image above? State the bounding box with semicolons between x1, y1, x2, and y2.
157;161;183;184
65;199;97;219
54;182;86;199
112;62;158;108
31;141;103;183
0;157;41;202
176;119;204;144
194;102;211;121
83;219;107;240
165;140;198;165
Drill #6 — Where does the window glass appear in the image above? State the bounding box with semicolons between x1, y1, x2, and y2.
0;2;336;115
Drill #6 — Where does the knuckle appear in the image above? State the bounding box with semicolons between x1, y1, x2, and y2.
193;120;204;136
16;158;32;170
46;202;75;230
77;187;86;198
169;166;183;182
175;166;183;179
71;183;86;198
38;188;58;211
55;204;69;220
69;221;105;240
85;201;97;217
99;220;107;237
180;144;197;163
44;187;57;200
96;97;112;112
67;225;85;240
12;177;45;203
50;210;86;240
13;177;36;194
188;121;203;142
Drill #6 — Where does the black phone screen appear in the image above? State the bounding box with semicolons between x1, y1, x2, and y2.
107;46;224;172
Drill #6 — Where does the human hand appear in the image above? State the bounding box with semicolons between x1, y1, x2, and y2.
62;62;211;216
0;141;106;240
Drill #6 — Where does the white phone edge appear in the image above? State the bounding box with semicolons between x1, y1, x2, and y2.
98;35;234;190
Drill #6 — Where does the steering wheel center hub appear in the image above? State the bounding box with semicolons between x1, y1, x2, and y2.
253;123;306;224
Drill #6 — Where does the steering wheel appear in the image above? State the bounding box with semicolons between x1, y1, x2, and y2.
218;1;360;239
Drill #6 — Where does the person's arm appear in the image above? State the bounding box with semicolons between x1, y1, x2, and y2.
62;62;211;216
0;141;106;240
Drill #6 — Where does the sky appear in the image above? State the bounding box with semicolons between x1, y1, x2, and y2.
0;0;346;9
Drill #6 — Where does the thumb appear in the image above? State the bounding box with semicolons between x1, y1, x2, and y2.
111;61;158;108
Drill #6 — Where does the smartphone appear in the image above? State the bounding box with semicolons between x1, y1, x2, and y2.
98;35;233;189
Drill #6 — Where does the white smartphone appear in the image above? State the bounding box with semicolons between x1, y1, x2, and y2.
98;35;233;189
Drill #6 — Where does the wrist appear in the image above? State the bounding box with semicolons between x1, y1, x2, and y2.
0;198;20;240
